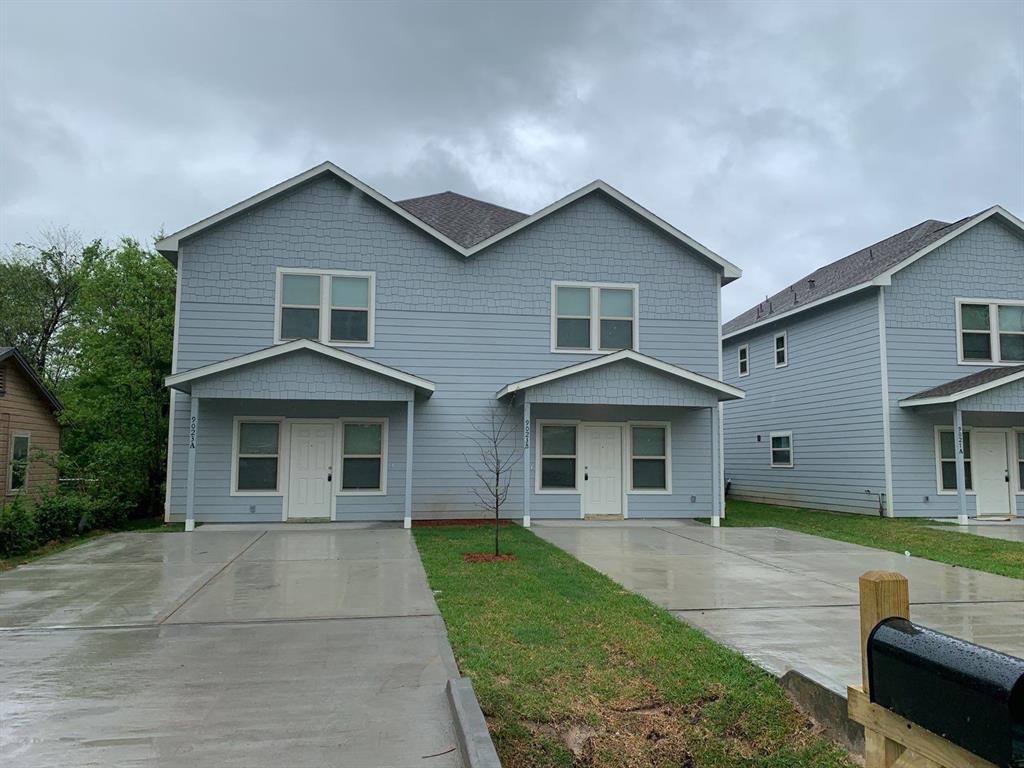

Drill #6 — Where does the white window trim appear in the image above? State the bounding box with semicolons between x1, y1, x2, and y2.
626;422;672;494
955;297;1024;366
1014;428;1024;496
933;425;976;496
338;417;388;496
274;267;376;348
230;417;285;496
737;344;749;377
535;419;582;494
769;431;794;468
773;331;788;368
7;432;30;495
550;281;640;354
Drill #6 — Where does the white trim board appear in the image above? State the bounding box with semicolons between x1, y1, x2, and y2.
722;205;1024;341
165;338;435;394
898;367;1024;407
154;162;742;283
496;349;745;401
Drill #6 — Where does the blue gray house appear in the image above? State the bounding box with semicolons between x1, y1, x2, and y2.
158;162;744;530
721;207;1024;520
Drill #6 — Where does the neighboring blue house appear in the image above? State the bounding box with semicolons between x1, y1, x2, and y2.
721;207;1024;520
158;163;743;529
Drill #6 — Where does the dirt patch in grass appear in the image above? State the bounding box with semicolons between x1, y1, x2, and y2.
414;518;516;528
463;553;518;563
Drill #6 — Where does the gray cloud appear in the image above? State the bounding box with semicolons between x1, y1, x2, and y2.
1;0;1021;318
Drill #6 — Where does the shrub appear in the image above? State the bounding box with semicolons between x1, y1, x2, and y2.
0;496;39;557
34;492;93;542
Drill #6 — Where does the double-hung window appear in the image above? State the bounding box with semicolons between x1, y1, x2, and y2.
1016;432;1024;493
234;421;281;493
277;270;375;346
539;424;577;490
552;282;638;352
957;299;1024;364
8;434;29;493
738;345;749;377
936;428;972;492
630;424;669;491
769;432;793;467
774;332;788;368
341;421;386;493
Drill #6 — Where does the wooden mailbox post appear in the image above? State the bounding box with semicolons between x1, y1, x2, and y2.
848;570;998;768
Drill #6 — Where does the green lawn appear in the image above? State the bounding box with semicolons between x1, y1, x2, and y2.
415;525;853;768
711;501;1023;580
0;517;184;571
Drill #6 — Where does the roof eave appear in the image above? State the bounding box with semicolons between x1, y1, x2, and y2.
898;368;1024;408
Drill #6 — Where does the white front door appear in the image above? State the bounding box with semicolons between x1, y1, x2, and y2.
582;425;623;517
288;422;335;519
973;431;1011;518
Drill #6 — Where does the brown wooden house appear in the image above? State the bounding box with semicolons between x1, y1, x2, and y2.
0;347;62;504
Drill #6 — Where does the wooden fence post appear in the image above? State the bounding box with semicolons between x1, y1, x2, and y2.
858;571;910;768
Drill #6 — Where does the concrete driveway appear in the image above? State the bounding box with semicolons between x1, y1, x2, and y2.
533;520;1024;696
0;526;464;768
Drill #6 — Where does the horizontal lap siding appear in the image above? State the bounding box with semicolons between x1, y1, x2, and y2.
169;176;723;520
722;291;886;514
0;362;60;501
885;219;1024;516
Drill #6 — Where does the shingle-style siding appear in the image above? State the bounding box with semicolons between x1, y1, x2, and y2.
168;175;723;521
0;361;60;503
722;290;886;514
884;218;1024;516
526;361;720;408
189;350;414;401
959;380;1024;412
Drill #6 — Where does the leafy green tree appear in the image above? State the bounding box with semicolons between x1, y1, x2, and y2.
0;228;97;383
60;239;175;518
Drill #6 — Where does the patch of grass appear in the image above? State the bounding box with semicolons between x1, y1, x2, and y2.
415;525;853;768
708;501;1023;580
0;517;184;571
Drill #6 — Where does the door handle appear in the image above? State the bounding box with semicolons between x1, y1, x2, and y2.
584;467;589;481
327;472;332;483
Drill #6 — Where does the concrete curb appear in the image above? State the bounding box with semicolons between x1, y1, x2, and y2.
446;677;501;768
779;670;864;754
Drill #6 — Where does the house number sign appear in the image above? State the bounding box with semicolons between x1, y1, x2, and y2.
523;412;530;449
189;415;197;449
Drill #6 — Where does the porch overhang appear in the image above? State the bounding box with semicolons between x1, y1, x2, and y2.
898;365;1024;410
165;339;436;399
495;350;744;406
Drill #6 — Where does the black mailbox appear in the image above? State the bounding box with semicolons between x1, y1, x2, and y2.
867;617;1024;767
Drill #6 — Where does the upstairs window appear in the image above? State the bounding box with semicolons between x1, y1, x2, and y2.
277;269;374;346
936;428;972;492
552;282;638;353
738;344;749;377
774;332;788;368
769;432;793;467
957;300;1024;364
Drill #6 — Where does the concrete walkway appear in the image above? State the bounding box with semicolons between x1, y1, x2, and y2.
533;520;1024;696
0;527;464;768
929;521;1024;543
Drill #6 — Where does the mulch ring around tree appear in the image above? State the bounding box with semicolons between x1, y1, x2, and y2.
463;553;518;563
414;519;516;528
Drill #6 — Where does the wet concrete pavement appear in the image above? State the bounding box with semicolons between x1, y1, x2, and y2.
533;520;1024;695
0;527;463;767
929;523;1024;543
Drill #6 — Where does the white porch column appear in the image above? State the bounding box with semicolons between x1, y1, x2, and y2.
404;398;414;529
954;403;968;525
185;395;199;532
710;405;721;527
522;398;531;528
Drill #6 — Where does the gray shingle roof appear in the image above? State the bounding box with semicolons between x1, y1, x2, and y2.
396;191;528;249
722;213;984;336
901;364;1024;403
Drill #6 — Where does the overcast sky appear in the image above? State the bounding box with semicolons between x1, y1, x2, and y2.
1;0;1022;319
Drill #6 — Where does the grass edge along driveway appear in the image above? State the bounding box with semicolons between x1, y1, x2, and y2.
708;501;1023;581
415;525;853;768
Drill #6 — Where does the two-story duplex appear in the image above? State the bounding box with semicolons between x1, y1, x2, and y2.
158;163;743;530
721;207;1024;520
